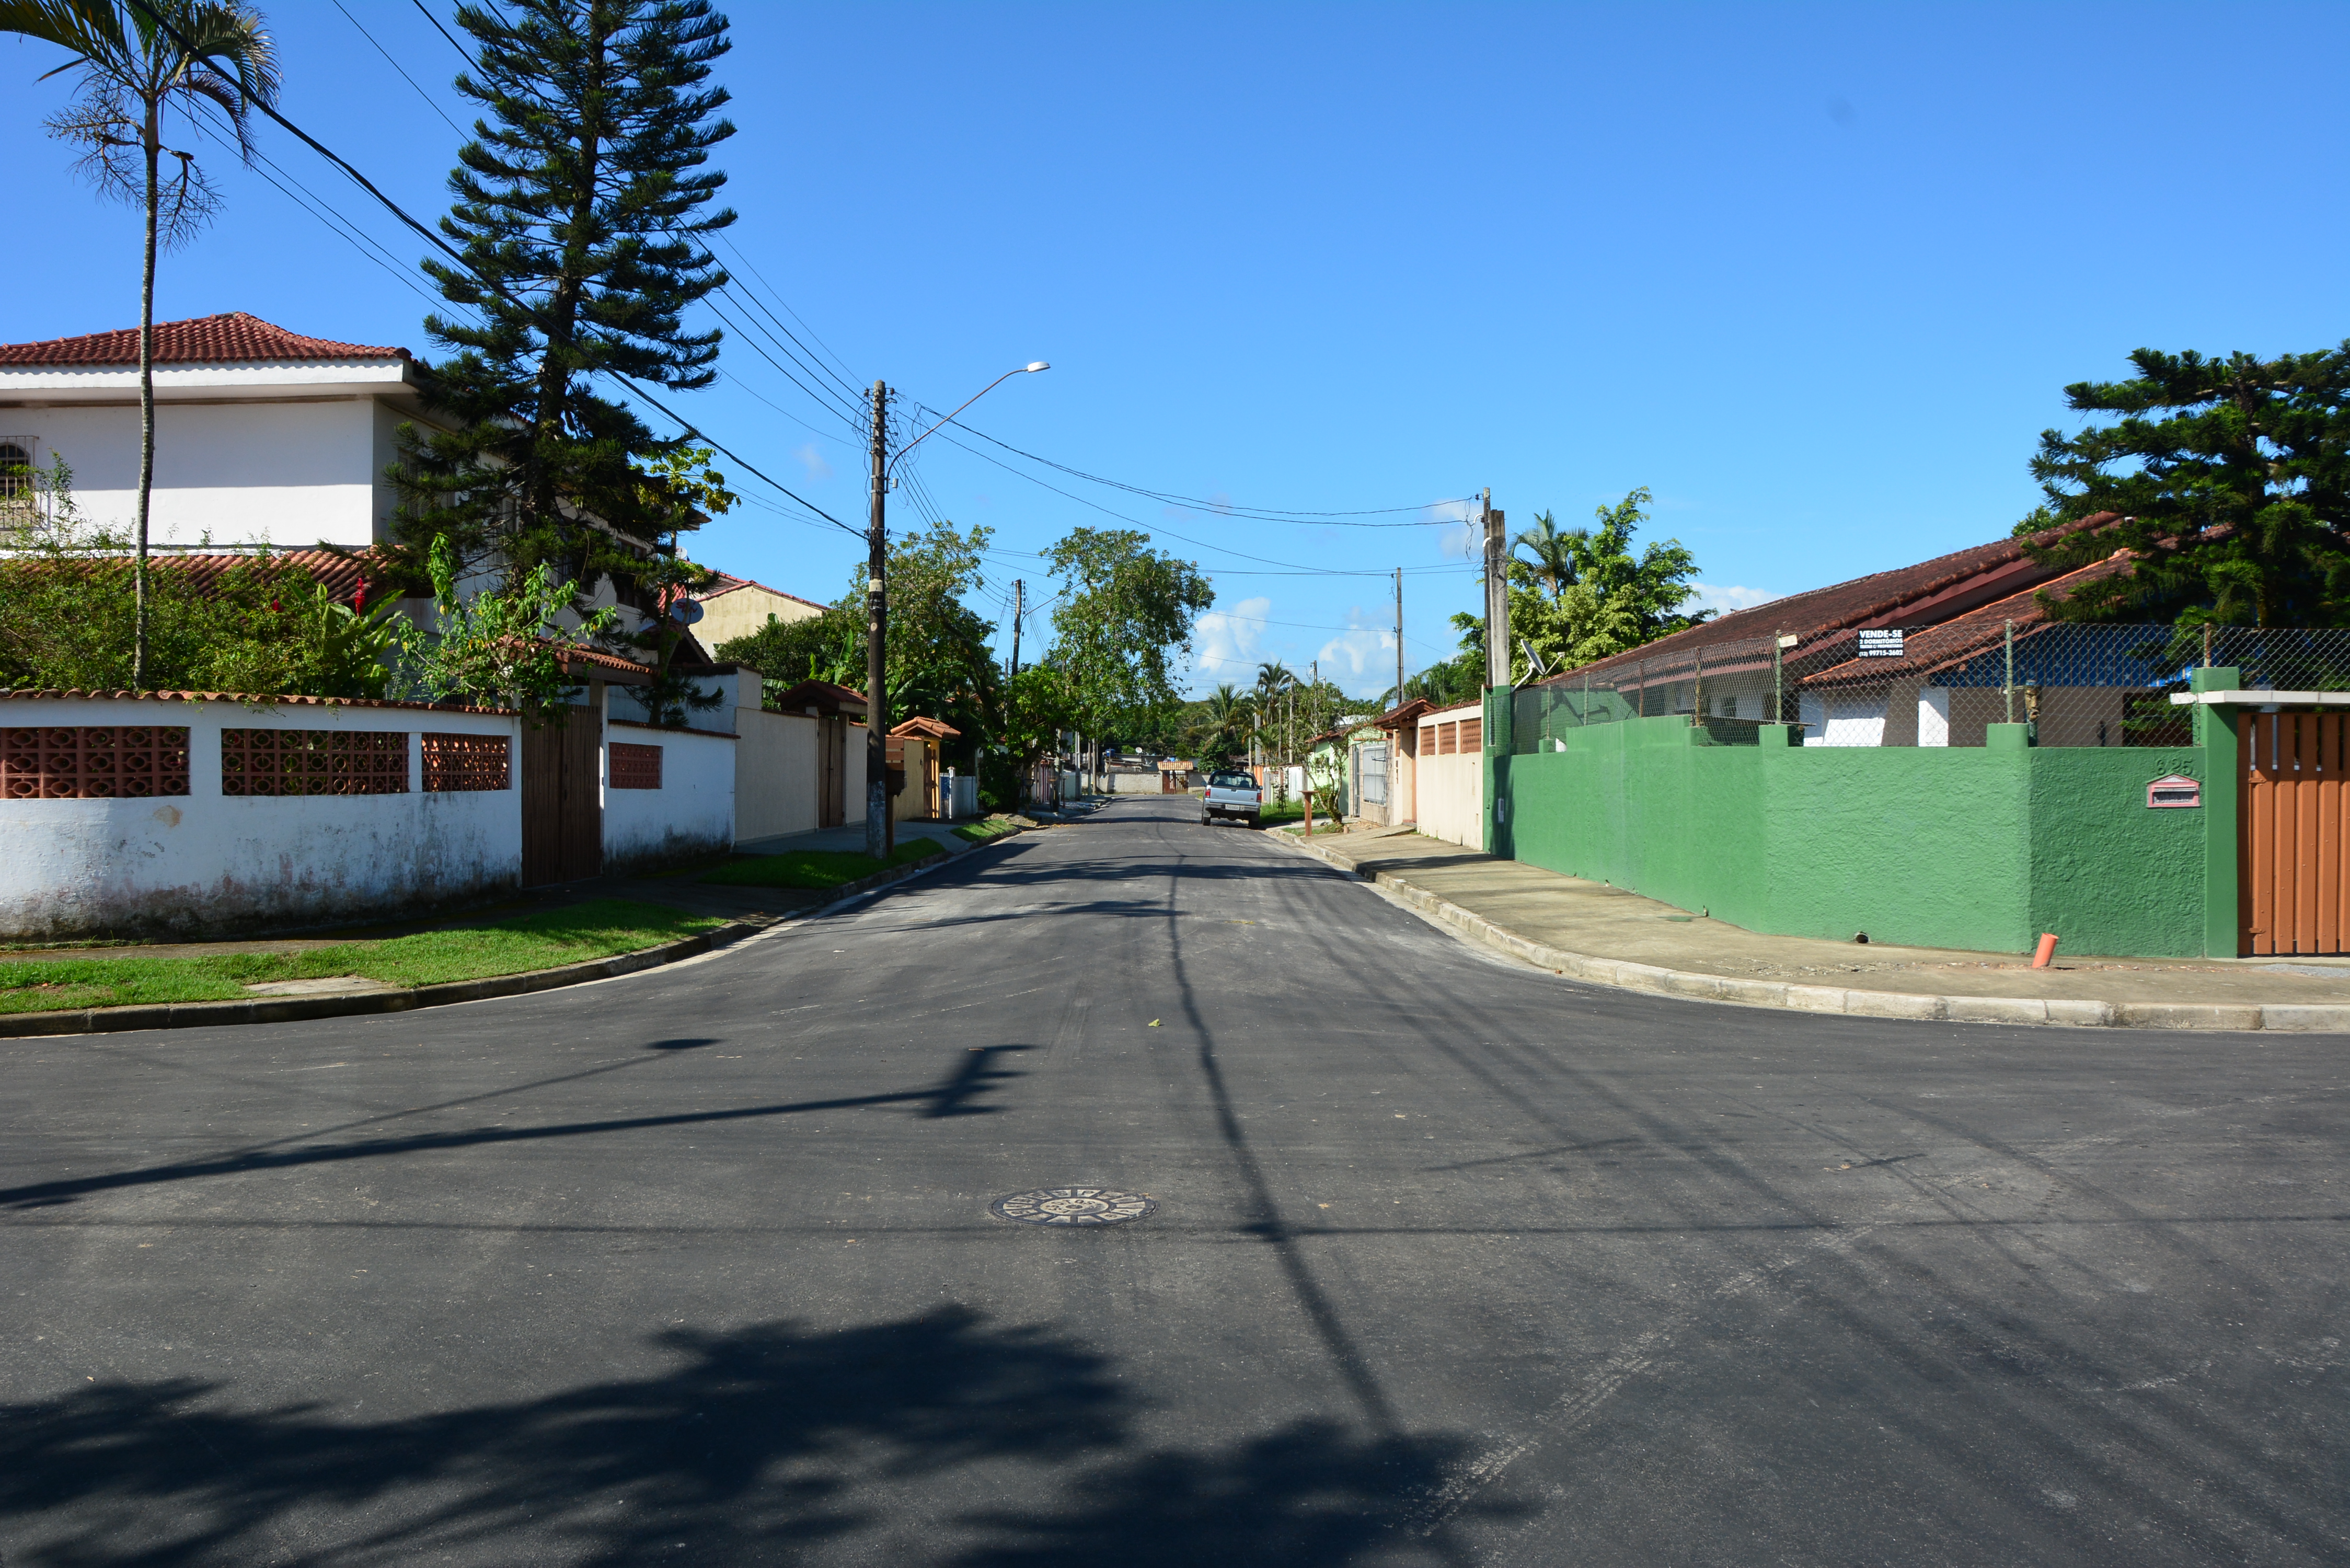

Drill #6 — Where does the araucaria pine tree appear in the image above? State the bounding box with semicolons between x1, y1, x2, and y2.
393;0;736;591
2018;345;2350;627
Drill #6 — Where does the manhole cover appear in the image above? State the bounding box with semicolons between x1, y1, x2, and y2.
990;1187;1156;1227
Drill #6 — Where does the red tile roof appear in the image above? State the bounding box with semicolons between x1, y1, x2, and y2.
767;678;868;717
1796;554;2140;689
1542;515;2127;686
0;689;514;714
155;549;395;606
890;716;962;739
0;312;409;368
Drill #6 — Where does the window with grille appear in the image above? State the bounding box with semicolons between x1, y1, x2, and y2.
422;732;510;791
609;742;663;789
0;442;29;501
1436;721;1457;755
1;726;189;798
221;729;408;796
1459;718;1482;752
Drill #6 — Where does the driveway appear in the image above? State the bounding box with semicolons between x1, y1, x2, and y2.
2;794;2341;1565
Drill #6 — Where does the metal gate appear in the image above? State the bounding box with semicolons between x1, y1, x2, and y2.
521;706;603;887
1358;743;1388;805
2239;710;2350;954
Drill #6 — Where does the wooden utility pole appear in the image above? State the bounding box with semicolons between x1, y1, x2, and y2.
866;381;892;859
1008;578;1024;676
1481;489;1509;689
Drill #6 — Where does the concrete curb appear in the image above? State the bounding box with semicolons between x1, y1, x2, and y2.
1273;832;2350;1033
0;824;1019;1040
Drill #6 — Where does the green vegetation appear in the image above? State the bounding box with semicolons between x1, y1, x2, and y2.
698;838;944;890
0;900;722;1015
952;817;1022;845
2018;344;2350;626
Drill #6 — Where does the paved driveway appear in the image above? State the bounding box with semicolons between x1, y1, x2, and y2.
2;795;2341;1565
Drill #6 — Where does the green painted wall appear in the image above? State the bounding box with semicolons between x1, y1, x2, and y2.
1496;717;2211;957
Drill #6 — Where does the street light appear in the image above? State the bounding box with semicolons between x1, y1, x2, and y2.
865;363;1050;858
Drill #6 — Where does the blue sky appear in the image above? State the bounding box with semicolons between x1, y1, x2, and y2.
4;2;2345;698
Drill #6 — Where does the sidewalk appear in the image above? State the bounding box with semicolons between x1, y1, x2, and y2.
1278;824;2350;1031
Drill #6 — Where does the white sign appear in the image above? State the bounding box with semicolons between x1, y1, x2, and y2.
1857;629;1905;659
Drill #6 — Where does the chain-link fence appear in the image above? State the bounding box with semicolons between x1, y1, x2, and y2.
1513;624;2350;752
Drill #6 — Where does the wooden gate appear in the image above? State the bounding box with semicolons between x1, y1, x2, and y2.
819;716;846;828
521;706;603;887
2240;710;2350;954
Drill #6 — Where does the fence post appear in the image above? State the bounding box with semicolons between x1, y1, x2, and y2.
2003;620;2016;724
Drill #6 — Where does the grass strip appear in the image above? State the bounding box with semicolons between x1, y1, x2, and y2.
698;838;944;890
951;817;1022;845
0;900;725;1016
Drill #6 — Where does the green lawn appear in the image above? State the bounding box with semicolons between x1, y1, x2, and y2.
0;900;726;1016
698;837;944;890
952;816;1023;845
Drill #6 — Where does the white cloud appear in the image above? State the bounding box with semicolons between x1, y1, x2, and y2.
1315;608;1399;698
1192;596;1270;682
795;443;833;482
1689;582;1779;616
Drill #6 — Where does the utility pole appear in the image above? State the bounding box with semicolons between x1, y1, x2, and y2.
1393;567;1405;710
866;380;892;859
1481;488;1509;689
1008;578;1023;676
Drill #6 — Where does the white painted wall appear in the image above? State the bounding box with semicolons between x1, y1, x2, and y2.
1413;700;1485;848
0;694;520;940
1919;688;1952;746
602;721;736;871
1801;691;1890;746
8;397;396;549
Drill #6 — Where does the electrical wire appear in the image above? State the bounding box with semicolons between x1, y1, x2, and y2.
136;0;863;539
912;401;1469;525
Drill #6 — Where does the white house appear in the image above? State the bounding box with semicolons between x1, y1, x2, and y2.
0;311;439;549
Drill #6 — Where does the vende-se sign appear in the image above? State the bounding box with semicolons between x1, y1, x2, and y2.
1857;629;1905;658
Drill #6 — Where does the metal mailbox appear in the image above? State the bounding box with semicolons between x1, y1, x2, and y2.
2146;774;2201;809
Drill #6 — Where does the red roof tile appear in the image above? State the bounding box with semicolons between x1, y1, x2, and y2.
0;312;408;368
0;689;514;714
1541;515;2127;686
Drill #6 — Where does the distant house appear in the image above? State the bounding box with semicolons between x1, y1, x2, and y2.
693;569;830;652
0;312;439;550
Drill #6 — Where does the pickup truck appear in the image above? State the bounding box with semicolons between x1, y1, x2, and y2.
1199;770;1263;827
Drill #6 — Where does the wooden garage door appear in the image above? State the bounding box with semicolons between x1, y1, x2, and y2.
2240;710;2350;954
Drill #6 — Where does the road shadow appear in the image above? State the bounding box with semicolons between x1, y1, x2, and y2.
0;1306;1503;1566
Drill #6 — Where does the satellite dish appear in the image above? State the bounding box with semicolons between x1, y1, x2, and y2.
667;596;705;626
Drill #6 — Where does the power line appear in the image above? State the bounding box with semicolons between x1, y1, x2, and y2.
133;0;862;538
334;0;465;137
914;402;1468;525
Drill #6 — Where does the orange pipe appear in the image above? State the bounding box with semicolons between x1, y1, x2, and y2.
2031;933;2059;969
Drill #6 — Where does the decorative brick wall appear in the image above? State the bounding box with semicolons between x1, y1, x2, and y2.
0;726;190;799
609;742;663;790
221;729;408;797
422;732;510;792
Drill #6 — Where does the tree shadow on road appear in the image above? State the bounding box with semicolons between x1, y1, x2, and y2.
0;1306;1506;1567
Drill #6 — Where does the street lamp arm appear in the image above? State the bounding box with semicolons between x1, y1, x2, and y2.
887;363;1048;476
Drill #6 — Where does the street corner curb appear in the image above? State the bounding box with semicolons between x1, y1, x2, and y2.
0;918;767;1041
1269;833;2339;1033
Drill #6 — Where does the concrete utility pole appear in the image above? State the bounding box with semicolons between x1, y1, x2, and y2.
1394;567;1405;710
1009;578;1023;676
866;380;891;860
1481;489;1510;689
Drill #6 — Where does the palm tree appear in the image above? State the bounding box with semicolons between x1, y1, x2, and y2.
1514;510;1578;602
1192;682;1254;760
1253;659;1294;765
0;0;280;687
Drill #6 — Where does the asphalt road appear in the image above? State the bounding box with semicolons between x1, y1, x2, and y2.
2;794;2343;1566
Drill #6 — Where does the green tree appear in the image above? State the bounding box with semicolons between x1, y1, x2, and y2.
392;536;618;715
1185;682;1254;761
714;608;859;689
1043;527;1215;746
1506;488;1706;676
980;664;1074;810
0;0;280;688
1512;511;1575;601
391;0;736;593
0;455;398;697
2017;345;2350;627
